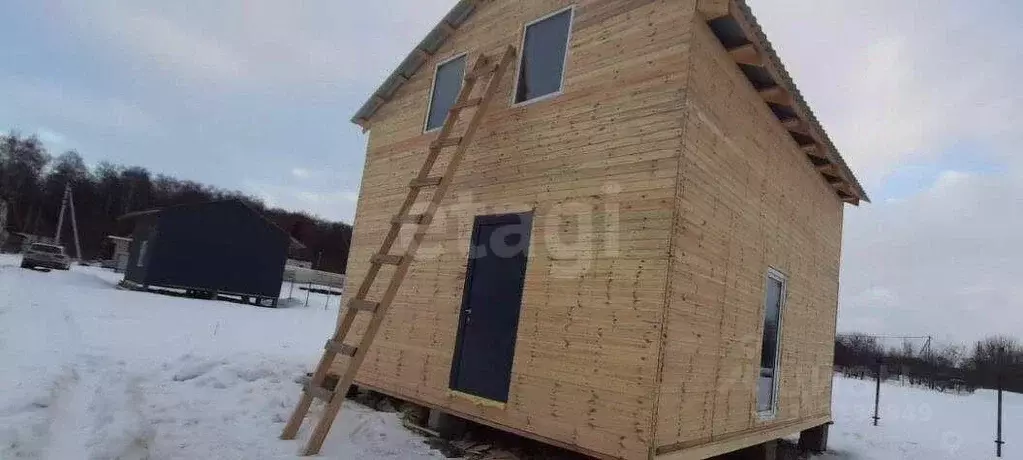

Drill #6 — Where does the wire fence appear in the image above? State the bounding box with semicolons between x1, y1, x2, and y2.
281;267;345;309
837;333;1022;457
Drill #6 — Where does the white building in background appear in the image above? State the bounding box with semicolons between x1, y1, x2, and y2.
104;235;133;272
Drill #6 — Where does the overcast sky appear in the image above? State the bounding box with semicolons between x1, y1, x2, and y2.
1;1;1020;345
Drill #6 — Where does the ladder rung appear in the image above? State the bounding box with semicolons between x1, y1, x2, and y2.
371;254;404;266
325;340;358;357
348;299;379;313
278;47;518;456
430;137;462;149
303;382;336;402
409;177;443;188
392;214;429;225
451;98;482;110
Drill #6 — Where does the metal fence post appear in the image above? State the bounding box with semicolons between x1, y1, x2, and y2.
996;346;1005;458
873;358;883;427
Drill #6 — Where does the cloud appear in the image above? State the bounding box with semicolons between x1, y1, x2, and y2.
244;181;358;222
35;128;68;148
839;169;1023;344
95;7;247;83
290;168;311;179
751;0;1023;345
751;0;1023;188
0;77;160;137
56;0;460;92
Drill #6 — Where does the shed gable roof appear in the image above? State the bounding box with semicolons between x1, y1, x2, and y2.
118;199;307;249
350;0;868;204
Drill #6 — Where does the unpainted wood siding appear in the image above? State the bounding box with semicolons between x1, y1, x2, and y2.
338;1;696;458
654;19;844;451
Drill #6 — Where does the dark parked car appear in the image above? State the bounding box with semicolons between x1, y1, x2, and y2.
21;243;71;270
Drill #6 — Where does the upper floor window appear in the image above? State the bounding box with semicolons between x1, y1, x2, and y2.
514;7;574;104
425;53;467;132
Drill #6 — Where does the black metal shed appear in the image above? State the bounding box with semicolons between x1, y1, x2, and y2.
120;200;299;307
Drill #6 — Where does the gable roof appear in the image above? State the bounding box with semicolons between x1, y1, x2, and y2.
707;1;868;203
350;0;867;204
118;199;307;250
350;0;478;128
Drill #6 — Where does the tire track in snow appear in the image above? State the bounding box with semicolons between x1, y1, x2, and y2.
0;264;83;459
3;265;152;460
44;358;154;460
42;367;86;460
3;258;441;459
44;302;152;460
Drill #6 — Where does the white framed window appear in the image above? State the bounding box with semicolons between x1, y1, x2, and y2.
424;53;468;132
757;268;787;418
137;240;148;268
512;6;574;106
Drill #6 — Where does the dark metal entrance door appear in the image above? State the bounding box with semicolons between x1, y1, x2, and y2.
449;212;533;402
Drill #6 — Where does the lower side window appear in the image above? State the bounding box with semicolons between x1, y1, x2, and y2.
757;269;786;415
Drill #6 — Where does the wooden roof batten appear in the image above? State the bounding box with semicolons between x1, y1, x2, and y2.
759;85;793;106
698;0;869;205
727;43;763;66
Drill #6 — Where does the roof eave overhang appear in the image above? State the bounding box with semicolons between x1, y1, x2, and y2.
698;0;869;204
350;0;479;128
350;0;869;205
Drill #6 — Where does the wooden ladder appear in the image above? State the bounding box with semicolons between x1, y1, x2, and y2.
280;44;518;456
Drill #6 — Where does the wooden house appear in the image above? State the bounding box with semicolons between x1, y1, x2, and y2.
336;1;867;459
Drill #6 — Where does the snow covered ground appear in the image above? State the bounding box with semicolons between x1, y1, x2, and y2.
0;254;442;460
823;376;1020;460
1;252;1019;459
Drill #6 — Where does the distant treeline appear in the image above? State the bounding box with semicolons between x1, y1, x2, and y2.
836;333;1023;394
0;132;352;273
